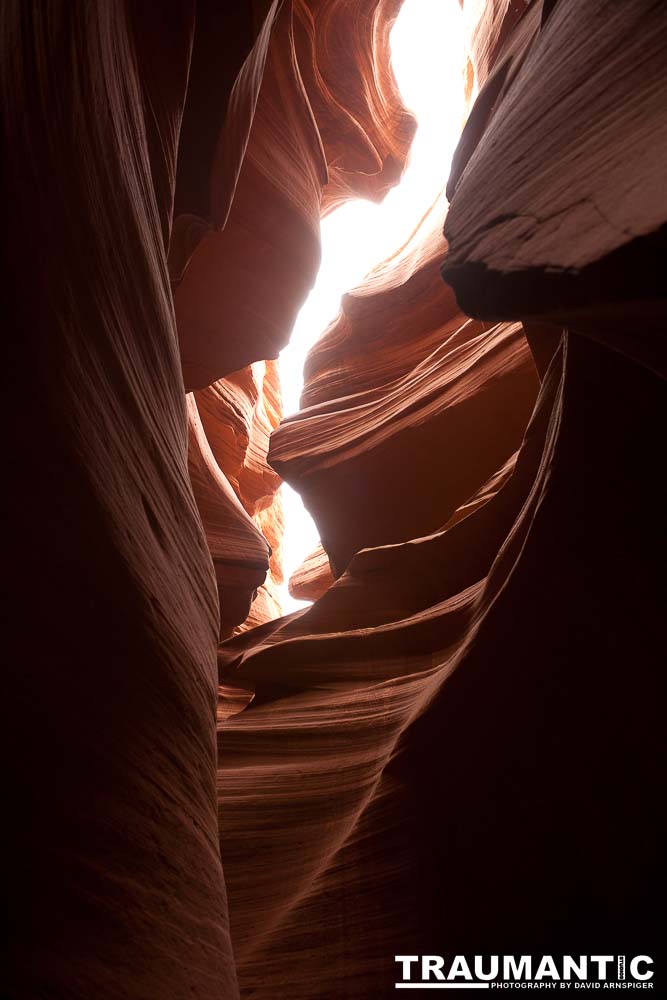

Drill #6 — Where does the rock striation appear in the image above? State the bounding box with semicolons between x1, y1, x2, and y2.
173;0;416;392
5;1;665;998
215;1;666;997
288;542;335;602
169;0;417;630
4;0;416;996
270;201;539;573
4;2;239;996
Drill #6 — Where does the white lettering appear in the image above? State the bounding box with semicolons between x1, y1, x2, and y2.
475;955;499;980
422;956;445;981
590;957;614;980
536;956;560;980
395;956;419;980
448;955;473;980
504;956;532;980
630;957;653;981
564;957;588;981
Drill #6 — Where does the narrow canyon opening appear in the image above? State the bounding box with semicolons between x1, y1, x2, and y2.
278;0;468;613
8;0;664;995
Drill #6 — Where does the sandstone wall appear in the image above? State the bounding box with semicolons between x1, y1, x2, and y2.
5;1;665;998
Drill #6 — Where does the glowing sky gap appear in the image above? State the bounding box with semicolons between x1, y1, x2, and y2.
278;0;467;613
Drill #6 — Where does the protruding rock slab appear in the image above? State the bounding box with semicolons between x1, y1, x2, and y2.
443;0;667;329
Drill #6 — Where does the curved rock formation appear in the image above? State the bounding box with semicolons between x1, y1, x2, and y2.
288;542;335;602
192;360;284;633
174;0;416;391
4;2;238;996
222;327;664;998
6;0;665;998
5;0;415;996
272;188;539;578
272;312;538;576
188;392;273;637
214;1;665;996
171;0;417;630
444;0;667;339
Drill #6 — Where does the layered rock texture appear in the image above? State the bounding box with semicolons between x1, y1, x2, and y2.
5;1;665;999
271;188;539;579
217;1;666;995
170;0;417;631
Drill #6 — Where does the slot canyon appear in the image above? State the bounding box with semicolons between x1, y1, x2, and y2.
4;0;665;997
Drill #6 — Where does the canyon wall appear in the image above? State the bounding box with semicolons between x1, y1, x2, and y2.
4;3;238;996
3;0;412;996
216;1;666;997
5;1;665;998
172;0;416;631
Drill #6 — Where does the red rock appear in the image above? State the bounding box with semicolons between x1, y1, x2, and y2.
188;394;271;637
7;1;664;997
289;543;335;602
444;0;667;340
170;0;418;633
174;0;416;391
212;1;664;994
194;359;285;631
270;201;539;573
272;315;538;576
5;2;239;996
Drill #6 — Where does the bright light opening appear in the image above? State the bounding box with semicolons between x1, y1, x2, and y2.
278;0;467;613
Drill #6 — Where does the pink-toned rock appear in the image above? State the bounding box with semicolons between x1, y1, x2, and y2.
289;543;335;602
174;0;416;391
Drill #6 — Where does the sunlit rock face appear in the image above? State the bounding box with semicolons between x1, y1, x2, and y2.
445;0;667;318
288;542;335;602
190;361;284;635
270;188;540;578
6;2;665;1000
216;1;666;997
173;0;416;387
170;0;417;631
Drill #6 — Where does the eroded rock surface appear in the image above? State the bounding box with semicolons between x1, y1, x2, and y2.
6;1;665;998
4;0;414;996
170;0;417;630
5;2;238;996
174;0;416;391
288;542;335;602
215;1;665;997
